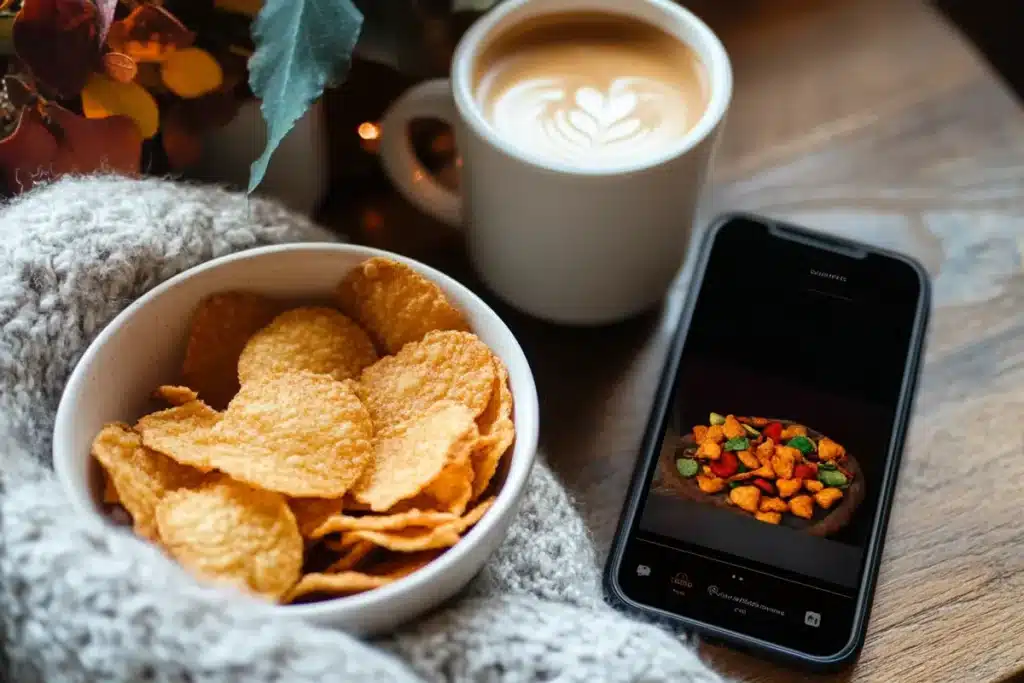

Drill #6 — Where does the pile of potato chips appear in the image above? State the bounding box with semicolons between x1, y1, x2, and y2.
91;257;515;604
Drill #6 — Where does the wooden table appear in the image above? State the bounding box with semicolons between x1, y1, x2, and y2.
322;0;1024;680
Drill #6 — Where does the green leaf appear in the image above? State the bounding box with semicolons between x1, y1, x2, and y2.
247;0;363;193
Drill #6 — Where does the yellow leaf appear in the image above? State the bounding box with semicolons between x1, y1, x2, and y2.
215;0;263;17
161;47;223;99
81;74;160;139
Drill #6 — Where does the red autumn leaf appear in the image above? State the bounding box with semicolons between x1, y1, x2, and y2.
106;4;194;63
95;0;117;43
13;0;101;98
161;105;203;170
0;106;59;193
44;101;141;177
0;101;141;194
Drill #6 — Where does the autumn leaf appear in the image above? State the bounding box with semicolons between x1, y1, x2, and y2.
161;106;203;170
247;0;362;192
81;73;159;139
107;4;194;63
0;102;140;193
161;47;223;98
0;106;58;192
13;0;100;97
44;101;141;178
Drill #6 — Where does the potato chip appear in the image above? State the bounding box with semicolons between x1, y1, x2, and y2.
419;459;474;515
136;400;221;471
288;497;343;538
352;400;478;512
358;330;495;431
237;307;378;385
284;571;395;602
470;355;515;500
156;477;302;600
336;257;469;355
141;373;373;497
338;497;494;552
102;470;120;504
91;423;206;540
155;385;198;406
286;550;437;602
181;292;278;409
309;509;458;539
323;540;375;573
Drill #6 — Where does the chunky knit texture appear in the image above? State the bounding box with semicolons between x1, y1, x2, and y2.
0;176;725;683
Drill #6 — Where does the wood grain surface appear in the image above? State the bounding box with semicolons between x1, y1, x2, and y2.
321;0;1024;680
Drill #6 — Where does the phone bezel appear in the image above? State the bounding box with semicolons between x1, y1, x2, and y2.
603;212;932;671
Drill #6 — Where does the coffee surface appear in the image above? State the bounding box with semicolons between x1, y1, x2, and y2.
473;12;708;170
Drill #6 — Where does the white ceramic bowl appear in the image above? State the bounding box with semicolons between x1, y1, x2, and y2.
52;243;539;635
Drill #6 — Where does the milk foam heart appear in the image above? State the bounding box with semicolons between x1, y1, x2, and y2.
473;12;708;170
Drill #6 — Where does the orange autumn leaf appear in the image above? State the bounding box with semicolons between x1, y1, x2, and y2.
0;102;140;194
81;73;160;139
13;0;100;97
107;4;194;63
160;47;223;99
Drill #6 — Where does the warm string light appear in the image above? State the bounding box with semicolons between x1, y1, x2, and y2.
358;121;381;153
357;122;380;140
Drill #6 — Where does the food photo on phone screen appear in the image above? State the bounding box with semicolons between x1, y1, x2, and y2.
636;242;913;592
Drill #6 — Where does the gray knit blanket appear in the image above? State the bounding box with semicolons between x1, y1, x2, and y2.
0;176;725;683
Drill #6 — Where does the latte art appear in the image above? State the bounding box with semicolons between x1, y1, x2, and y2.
473;12;708;170
489;77;694;167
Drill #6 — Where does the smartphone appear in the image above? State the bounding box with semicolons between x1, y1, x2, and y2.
604;214;930;671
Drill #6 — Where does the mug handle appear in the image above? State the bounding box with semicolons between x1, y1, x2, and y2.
378;79;462;228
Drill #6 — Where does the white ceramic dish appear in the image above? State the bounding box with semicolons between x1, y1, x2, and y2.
52;243;539;635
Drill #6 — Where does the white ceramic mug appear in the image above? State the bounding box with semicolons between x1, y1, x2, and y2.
378;0;732;325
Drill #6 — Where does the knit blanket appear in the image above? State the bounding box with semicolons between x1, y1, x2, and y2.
0;176;725;683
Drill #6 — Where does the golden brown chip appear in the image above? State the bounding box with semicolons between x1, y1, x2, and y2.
310;509;458;539
237;307;378;385
336;256;470;355
470;355;515;500
419;459;474;515
141;373;374;498
324;540;376;573
136;400;222;471
154;385;199;406
352;400;478;512
285;569;408;602
102;470;120;504
91;423;206;540
288;497;344;538
181;292;279;409
358;330;495;431
338;497;494;553
155;477;302;600
286;572;394;600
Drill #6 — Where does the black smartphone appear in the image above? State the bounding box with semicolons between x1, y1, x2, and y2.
604;214;930;671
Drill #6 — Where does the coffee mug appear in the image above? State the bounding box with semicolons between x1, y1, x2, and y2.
378;0;731;325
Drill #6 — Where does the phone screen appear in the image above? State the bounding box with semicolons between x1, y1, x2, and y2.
614;217;925;658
